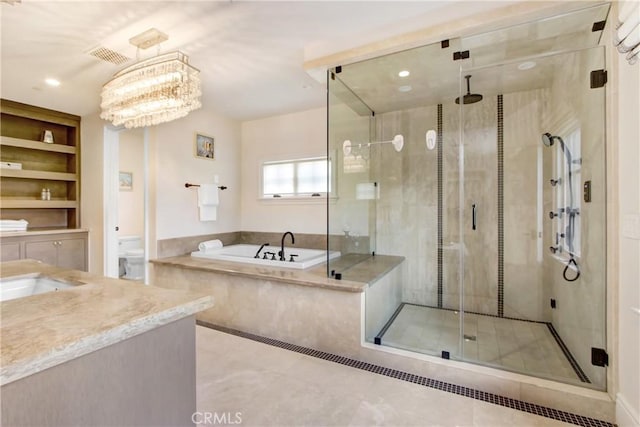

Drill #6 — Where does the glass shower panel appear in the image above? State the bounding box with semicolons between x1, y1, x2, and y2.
459;46;607;390
459;3;610;68
327;71;376;279
330;39;465;357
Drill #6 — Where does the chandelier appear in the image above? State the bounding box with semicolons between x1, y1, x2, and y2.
100;50;201;128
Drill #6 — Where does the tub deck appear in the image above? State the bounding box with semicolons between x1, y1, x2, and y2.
150;253;403;359
151;253;403;292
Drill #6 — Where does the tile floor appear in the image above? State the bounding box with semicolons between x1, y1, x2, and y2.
196;326;573;426
379;304;580;384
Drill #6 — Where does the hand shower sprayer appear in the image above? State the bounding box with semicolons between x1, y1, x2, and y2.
542;132;580;282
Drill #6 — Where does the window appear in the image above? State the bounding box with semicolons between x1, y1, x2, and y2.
262;157;330;198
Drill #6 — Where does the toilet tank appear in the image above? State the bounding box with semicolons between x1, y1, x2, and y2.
118;235;141;255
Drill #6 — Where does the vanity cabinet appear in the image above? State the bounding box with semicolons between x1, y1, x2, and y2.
25;237;86;271
1;230;88;271
0;242;21;262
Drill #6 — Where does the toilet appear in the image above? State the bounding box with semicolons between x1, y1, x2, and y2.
118;235;145;280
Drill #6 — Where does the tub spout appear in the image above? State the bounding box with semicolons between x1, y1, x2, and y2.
254;243;270;258
279;232;295;261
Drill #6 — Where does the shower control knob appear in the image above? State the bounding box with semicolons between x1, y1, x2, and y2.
549;211;558;219
550;178;562;186
549;246;559;254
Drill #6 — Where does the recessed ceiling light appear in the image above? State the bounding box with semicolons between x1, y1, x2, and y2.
517;61;536;71
398;70;410;78
45;78;61;87
398;85;412;92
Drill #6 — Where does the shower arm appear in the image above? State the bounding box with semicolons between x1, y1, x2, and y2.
343;135;404;155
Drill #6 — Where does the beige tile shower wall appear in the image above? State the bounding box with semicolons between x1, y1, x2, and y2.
458;97;499;315
442;104;462;310
373;106;439;307
375;91;547;319
543;48;607;389
503;90;548;321
371;86;596;329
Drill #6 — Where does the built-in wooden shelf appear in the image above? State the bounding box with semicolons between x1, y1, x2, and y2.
0;169;77;182
0;136;76;154
0;200;77;209
1;99;81;230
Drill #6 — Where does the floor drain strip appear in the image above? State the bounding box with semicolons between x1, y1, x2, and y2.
197;320;614;427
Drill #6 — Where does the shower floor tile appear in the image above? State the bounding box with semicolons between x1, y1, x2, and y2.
378;304;582;384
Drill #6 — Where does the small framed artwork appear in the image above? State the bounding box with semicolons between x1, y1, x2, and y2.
195;132;215;160
119;171;133;191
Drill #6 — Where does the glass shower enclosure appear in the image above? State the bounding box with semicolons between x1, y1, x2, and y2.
327;3;609;390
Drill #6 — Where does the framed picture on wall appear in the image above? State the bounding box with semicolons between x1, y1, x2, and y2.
119;171;133;191
195;132;215;160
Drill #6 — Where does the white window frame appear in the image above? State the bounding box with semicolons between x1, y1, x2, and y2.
259;155;335;202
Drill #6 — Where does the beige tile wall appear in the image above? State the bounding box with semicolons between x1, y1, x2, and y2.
370;78;606;389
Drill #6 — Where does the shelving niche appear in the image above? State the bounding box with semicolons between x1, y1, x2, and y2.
1;99;81;230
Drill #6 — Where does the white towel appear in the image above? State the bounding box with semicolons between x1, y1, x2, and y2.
0;219;28;226
197;184;219;207
0;219;28;231
198;206;216;221
197;184;219;221
198;239;223;252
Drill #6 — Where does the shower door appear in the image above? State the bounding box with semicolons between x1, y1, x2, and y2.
326;39;467;357
458;44;608;390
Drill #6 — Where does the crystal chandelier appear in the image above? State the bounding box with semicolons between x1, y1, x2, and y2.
100;51;201;128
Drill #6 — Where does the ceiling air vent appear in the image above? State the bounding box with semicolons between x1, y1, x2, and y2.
88;46;131;65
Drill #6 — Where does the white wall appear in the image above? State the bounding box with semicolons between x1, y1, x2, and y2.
154;108;241;240
615;9;640;425
240;107;326;234
117;129;144;238
80;113;106;275
82;107;241;272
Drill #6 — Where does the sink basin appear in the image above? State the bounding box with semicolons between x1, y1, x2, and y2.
0;276;75;302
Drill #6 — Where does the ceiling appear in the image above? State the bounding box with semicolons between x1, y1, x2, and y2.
0;0;536;121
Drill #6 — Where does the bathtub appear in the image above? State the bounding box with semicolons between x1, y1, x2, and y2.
191;244;340;270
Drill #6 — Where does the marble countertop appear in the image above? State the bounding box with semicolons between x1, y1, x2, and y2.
0;260;213;386
151;253;404;293
0;228;89;237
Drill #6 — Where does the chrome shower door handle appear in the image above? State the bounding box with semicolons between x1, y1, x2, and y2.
472;204;477;230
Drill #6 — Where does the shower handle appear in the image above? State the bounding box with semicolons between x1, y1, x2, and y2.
472;204;477;230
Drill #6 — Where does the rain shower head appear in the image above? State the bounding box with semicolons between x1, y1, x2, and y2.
455;75;483;105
